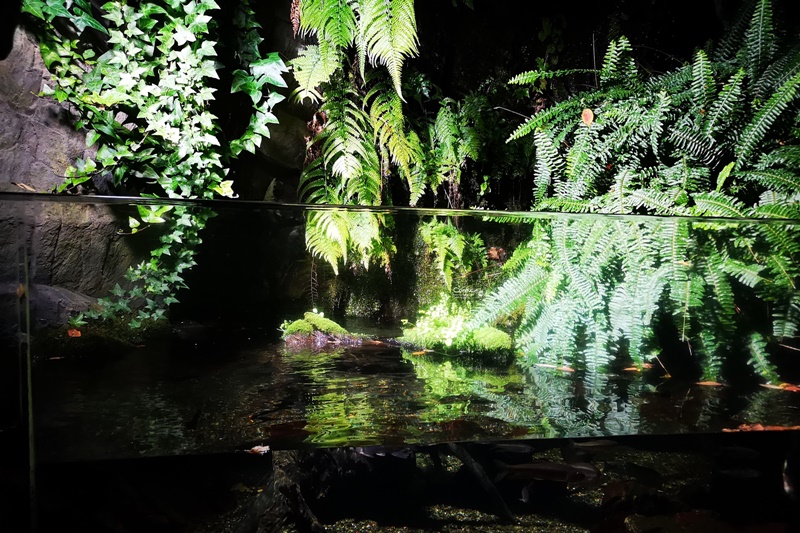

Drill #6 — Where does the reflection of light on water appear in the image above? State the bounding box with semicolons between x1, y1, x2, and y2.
32;337;800;462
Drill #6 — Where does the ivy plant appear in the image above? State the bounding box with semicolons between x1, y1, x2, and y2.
21;0;288;327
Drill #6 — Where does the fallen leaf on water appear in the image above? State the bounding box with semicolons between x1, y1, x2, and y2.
67;329;82;338
247;445;271;455
695;381;723;387
535;363;575;372
12;182;36;192
760;382;800;392
16;284;26;298
723;423;800;432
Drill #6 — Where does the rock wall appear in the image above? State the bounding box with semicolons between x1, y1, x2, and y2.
0;27;94;192
0;28;139;334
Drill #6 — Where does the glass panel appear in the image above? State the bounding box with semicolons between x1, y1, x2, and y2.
1;193;799;464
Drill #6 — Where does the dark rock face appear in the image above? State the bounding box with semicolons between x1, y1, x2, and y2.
0;200;142;333
0;28;95;193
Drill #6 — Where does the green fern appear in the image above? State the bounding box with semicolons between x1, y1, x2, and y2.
358;0;419;98
289;42;341;103
745;0;777;83
691;49;716;112
298;0;357;48
599;36;638;87
736;70;800;164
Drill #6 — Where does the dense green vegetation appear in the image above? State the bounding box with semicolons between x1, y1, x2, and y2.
22;0;288;327
465;0;800;383
21;0;799;384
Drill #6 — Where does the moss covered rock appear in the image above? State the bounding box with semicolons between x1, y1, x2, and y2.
281;312;361;349
302;312;348;336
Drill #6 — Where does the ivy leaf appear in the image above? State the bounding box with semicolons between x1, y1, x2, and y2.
173;25;196;46
95;145;116;165
39;41;61;69
86;130;101;148
21;0;44;20
211;180;236;197
197;59;219;80
72;7;109;35
251;54;289;88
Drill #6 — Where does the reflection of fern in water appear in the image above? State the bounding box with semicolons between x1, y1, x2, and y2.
469;0;800;383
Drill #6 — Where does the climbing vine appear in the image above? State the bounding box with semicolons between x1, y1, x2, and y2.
21;0;288;327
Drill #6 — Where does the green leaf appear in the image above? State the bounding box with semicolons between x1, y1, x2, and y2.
86;130;101;148
251;54;289;88
715;161;735;192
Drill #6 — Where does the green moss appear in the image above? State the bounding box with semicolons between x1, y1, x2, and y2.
469;326;513;352
281;319;315;338
302;312;349;335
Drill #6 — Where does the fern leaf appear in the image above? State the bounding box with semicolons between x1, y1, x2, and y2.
773;294;800;339
298;0;357;48
720;258;766;288
752;46;800;100
508;69;597;86
467;261;548;330
745;0;777;82
359;0;419;98
703;69;745;136
289;42;340;103
747;331;780;384
740;169;800;194
691;49;715;111
737;70;800;164
366;75;417;173
532;130;563;206
600;36;638;87
693;191;751;218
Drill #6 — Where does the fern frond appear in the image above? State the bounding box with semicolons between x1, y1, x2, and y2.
693;191;751;218
532;130;563;206
366;75;418;174
736;70;800;165
467;261;548;329
537;198;594;213
753;201;800;220
752;46;800;100
600;36;638;87
745;0;777;82
289;42;341;103
508;69;597;86
773;294;800;339
305;209;351;273
358;0;419;98
720;258;766;288
668;127;722;165
298;0;357;48
703;69;745;136
757;145;800;168
740;169;800;194
627;188;687;215
506;98;585;142
691;49;716;111
747;331;780;383
713;0;755;61
342;140;383;205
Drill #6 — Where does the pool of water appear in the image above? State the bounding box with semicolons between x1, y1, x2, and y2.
32;328;800;463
